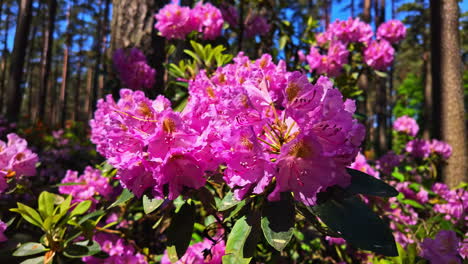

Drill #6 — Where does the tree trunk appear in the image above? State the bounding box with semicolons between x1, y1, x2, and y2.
5;0;33;122
0;5;11;115
38;0;57;123
25;18;39;124
85;68;93;120
362;0;371;22
431;0;467;187
110;0;170;97
59;4;71;127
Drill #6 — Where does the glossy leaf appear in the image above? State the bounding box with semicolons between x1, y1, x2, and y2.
13;242;47;256
165;201;196;262
63;240;101;258
310;196;398;256
38;191;56;219
143;195;164;214
108;189;134;209
217;191;241;211
20;256;45;264
261;193;295;251
223;211;261;264
346;168;399;197
70;200;92;217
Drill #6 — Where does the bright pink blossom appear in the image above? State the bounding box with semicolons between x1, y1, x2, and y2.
364;40;395;70
421;230;461;264
155;3;195;39
393;115;419;136
327;17;373;45
306;42;349;77
405;139;431;158
192;2;224;40
59;166;112;203
349;152;379;178
83;232;147;264
430;139;452;159
377;20;406;43
161;238;225;264
0;133;38;193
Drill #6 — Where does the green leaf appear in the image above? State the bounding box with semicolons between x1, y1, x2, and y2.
223;211;261;264
374;70;388;78
13;242;47;256
77;210;105;225
392;171;405;182
310;196;398;256
59;195;72;214
184;49;202;64
20;256;45;264
108;189;134;209
13;203;43;229
143;195;164;214
400;199;424;209
346;168;399;197
261;193;295;251
217;191;241;211
166;201;196;262
70;200;92;217
63;240;101;258
38;191;56;219
279;35;289;50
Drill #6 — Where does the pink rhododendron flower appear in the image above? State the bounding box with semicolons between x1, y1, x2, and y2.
405;139;431;158
364;40;395;70
421;230;461;264
0;133;38;193
161;238;225;264
192;2;224;40
393;115;419;136
376;151;402;175
430;139;452;159
327;17;373;44
306;42;349;77
155;3;195;39
59;166;112;203
349;152;379;178
325;236;346;245
92;53;364;205
83;233;147;264
432;183;468;224
377;20;406;43
0;220;7;242
113;48;156;90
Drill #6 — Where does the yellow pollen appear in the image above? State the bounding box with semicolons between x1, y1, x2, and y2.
138;102;153;117
218;73;226;83
240;136;254;150
163;118;177;133
6;170;16;178
289;140;311;158
286;82;300;102
206;86;216;98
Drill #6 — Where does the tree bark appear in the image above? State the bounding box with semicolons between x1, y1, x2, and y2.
38;0;57;123
5;0;33;122
59;4;71;127
0;4;11;115
362;0;371;22
431;0;467;187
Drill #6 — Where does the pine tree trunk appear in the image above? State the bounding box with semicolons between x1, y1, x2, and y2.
432;0;467;187
5;0;33;122
25;18;39;124
59;5;71;127
38;0;57;123
0;5;11;115
362;0;371;22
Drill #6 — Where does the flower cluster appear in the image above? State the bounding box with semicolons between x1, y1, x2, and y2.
0;220;7;242
306;42;349;77
363;40;395;71
161;238;225;264
421;230;462;264
220;5;270;38
405;139;452;159
393;115;419;137
302;17;404;75
377;20;406;43
349;152;379;178
82;233;147;264
59;166;112;203
432;183;468;224
91;53;365;206
155;1;223;40
113;48;156;90
0;133;38;194
376;151;402;175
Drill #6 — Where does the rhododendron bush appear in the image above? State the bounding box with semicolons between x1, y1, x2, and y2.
0;1;466;264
